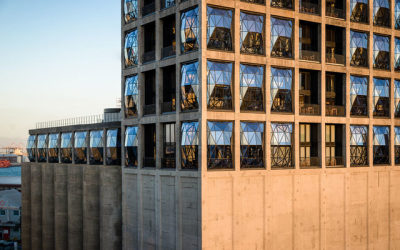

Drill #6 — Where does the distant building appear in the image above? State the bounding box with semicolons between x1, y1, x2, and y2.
0;189;21;242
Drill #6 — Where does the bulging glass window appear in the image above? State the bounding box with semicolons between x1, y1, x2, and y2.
60;132;72;164
181;62;199;111
207;6;233;51
271;67;293;113
350;75;368;116
240;12;264;55
271;17;293;58
27;135;36;162
124;30;138;68
395;127;400;164
37;134;48;163
373;0;390;27
90;130;104;165
181;7;199;53
48;133;59;163
240;64;264;111
106;129;121;166
373;34;390;70
240;122;264;169
373;126;390;165
395;38;400;70
396;0;400;28
350;30;368;67
207;121;233;169
351;0;369;23
181;122;199;170
373;78;390;117
124;0;138;23
271;123;293;168
125;75;139;117
74;131;87;164
125;126;138;167
207;61;233;110
350;125;368;166
395;80;400;117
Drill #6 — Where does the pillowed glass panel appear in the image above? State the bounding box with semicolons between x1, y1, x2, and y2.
125;126;138;167
350;125;368;166
373;0;390;27
240;12;264;54
350;75;368;116
373;34;390;70
373;126;390;164
181;62;199;111
125;75;139;117
240;122;264;168
350;30;368;67
37;134;47;163
395;38;400;70
60;132;72;163
181;7;199;53
271;123;293;168
373;78;390;117
48;133;59;163
351;0;369;23
207;121;233;169
395;127;400;164
207;61;233;110
90;130;104;165
271;67;292;112
181;122;199;170
396;0;400;28
271;17;293;58
74;131;87;164
124;0;138;23
395;80;400;117
240;64;264;111
27;135;36;162
124;30;138;67
207;7;233;51
106;129;121;165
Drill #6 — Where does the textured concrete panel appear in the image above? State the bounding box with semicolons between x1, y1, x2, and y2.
123;174;138;250
83;166;100;250
325;174;345;250
30;164;42;250
54;164;68;250
141;175;156;250
42;164;55;250
100;166;122;250
21;164;31;250
68;165;83;250
233;176;264;249
160;176;176;250
390;171;400;248
181;177;199;250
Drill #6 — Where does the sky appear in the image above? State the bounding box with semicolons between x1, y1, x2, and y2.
0;0;121;147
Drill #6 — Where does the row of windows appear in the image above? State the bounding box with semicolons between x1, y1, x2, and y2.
27;122;400;169
124;0;399;28
124;62;400;117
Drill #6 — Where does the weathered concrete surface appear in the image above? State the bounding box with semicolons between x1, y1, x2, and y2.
83;165;100;250
54;164;68;250
68;165;83;250
30;164;42;250
21;164;31;250
100;166;122;250
42;164;55;250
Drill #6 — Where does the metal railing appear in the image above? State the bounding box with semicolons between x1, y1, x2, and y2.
161;157;176;169
300;157;320;167
143;157;156;168
299;2;320;14
143;50;155;63
300;50;320;62
300;104;321;115
326;6;345;19
326;52;345;65
326;105;345;116
35;113;121;129
162;101;176;113
326;156;345;167
143;104;156;115
162;45;176;58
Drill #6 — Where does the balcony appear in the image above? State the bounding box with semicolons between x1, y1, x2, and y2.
142;2;155;16
326;105;345;116
299;21;320;62
300;157;320;168
299;1;320;15
299;70;320;115
143;157;156;167
162;46;175;59
326;6;345;19
161;158;175;168
271;0;293;9
300;104;320;115
326;51;345;64
396;146;400;165
162;101;176;113
326;156;345;167
142;50;155;63
300;50;320;62
143;104;156;115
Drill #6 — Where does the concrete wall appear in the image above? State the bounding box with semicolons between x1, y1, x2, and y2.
22;163;122;250
202;168;400;250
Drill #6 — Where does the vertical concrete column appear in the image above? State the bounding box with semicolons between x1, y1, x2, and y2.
30;163;42;250
83;165;100;250
21;164;31;250
100;166;122;250
54;164;68;250
138;72;145;118
42;164;55;250
68;165;83;250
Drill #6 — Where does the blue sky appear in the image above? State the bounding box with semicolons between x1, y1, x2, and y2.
0;0;121;147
